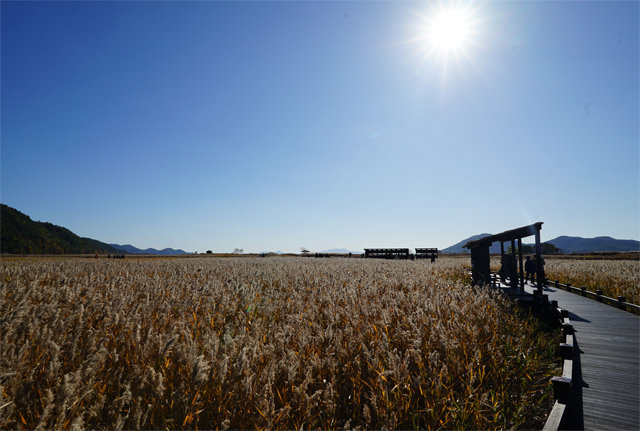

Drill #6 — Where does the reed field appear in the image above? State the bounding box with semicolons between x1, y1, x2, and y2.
1;256;560;430
489;255;640;305
543;257;640;305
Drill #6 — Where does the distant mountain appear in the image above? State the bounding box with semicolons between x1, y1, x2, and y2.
443;232;639;254
110;244;189;255
0;204;120;254
548;236;639;253
320;248;363;254
441;234;502;254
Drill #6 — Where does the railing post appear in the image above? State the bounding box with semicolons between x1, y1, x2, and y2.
596;290;603;302
536;294;549;312
562;323;574;335
566;282;571;292
559;343;573;360
551;376;572;402
618;296;626;310
555;280;559;288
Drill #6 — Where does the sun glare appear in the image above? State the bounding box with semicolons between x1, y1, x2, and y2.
410;1;482;80
427;8;473;53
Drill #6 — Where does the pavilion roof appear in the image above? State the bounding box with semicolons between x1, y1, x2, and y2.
464;222;543;250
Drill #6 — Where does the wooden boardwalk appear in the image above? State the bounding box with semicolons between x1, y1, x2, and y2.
521;283;640;430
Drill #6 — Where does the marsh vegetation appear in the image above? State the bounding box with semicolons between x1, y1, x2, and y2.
1;257;560;429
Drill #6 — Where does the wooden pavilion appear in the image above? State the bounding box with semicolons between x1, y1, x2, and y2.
464;222;545;295
364;248;410;259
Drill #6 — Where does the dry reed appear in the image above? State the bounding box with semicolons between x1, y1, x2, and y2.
0;257;559;430
543;258;640;305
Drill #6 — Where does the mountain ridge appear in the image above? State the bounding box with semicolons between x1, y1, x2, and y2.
548;236;639;253
109;244;189;255
0;204;120;254
0;204;189;255
442;234;503;254
443;233;639;254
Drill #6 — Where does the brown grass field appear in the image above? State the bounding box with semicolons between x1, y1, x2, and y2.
543;257;640;305
1;256;563;429
488;255;640;305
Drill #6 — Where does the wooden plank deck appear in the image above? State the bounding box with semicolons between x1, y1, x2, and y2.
522;283;639;430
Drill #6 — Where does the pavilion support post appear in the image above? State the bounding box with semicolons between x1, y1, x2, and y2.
499;242;505;285
517;238;524;293
470;247;478;285
510;239;517;289
535;228;543;296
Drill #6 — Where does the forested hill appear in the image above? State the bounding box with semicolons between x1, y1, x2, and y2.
0;204;120;254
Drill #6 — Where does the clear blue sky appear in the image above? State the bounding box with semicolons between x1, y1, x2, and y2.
2;1;638;253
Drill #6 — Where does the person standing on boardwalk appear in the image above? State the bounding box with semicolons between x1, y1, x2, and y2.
533;255;546;284
524;256;535;283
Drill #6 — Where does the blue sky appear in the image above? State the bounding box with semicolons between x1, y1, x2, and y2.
2;1;638;253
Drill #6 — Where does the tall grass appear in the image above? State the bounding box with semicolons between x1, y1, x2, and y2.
0;257;559;429
543;258;640;305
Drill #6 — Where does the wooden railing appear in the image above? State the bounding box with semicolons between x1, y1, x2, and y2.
482;272;574;430
482;271;640;313
546;279;640;314
543;299;575;430
484;273;639;429
415;248;438;260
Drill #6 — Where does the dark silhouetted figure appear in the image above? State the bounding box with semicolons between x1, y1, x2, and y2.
524;256;535;283
533;255;545;285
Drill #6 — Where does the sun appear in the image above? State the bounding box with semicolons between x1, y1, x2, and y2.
410;1;482;78
427;7;473;54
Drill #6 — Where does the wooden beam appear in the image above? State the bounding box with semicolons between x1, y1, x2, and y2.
518;238;524;293
510;239;517;289
535;227;543;295
464;222;544;249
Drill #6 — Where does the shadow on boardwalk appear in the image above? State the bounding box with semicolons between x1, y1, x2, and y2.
567;312;591;323
568;337;585;430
